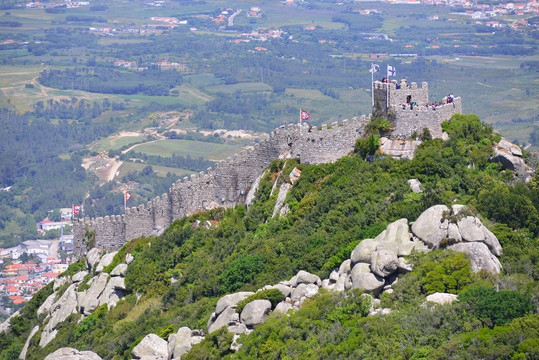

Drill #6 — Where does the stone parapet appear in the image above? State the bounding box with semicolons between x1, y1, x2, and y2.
74;116;366;257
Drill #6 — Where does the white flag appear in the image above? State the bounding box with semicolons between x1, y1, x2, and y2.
371;64;380;73
387;65;396;77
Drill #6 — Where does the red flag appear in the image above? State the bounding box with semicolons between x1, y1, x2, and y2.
300;110;309;121
73;205;81;215
125;192;132;202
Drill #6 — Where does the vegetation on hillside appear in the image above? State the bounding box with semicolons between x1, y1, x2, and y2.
1;114;537;359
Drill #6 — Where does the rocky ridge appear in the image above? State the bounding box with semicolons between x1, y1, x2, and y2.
126;203;503;359
1;197;505;360
0;248;132;360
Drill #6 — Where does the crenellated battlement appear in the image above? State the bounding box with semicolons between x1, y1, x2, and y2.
74;80;460;257
74;115;367;257
373;79;461;138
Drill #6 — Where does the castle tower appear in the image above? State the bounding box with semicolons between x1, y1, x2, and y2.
372;79;461;138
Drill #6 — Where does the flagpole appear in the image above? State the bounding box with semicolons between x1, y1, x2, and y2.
299;109;302;136
386;66;389;110
371;64;374;107
124;191;126;214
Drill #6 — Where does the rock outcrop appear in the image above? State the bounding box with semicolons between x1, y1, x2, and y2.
240;300;272;326
35;249;131;348
411;205;449;248
425;292;459;305
44;348;102;360
40;283;79;347
168;327;204;360
447;242;502;274
131;334;168;359
30;202;505;360
491;138;534;181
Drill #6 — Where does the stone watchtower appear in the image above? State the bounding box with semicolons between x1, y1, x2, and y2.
372;79;462;138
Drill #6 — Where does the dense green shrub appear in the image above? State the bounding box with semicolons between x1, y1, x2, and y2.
219;254;266;294
388;250;473;307
459;287;534;327
236;289;286;314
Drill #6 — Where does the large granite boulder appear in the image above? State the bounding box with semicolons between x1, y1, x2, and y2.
72;271;89;283
111;263;128;277
490;140;534;181
86;248;103;271
339;259;351;274
290;283;319;301
40;283;79;347
240;300;272;326
292;270;321;286
497;139;522;157
350;263;385;295
214;292;254;316
96;251;118;273
168;327;194;360
350;238;378;265
426;292;459;305
131;334;168;359
44;348;102;360
207;306;239;334
267;284;291;297
457;216;502;256
370;249;399;277
411;205;449;248
446;223;462;242
79;272;109;315
383;219;415;256
274;301;293;314
448;242;502;274
99;276;125;309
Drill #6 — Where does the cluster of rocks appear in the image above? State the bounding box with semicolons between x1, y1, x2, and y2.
127;327;205;360
44;347;103;360
201;204;503;342
206;270;324;338
412;204;502;273
272;166;301;218
15;202;504;360
491;138;534;182
33;249;131;351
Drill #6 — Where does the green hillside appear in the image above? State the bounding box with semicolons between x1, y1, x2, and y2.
1;115;537;360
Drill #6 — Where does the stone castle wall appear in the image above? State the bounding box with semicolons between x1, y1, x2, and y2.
373;80;461;138
74;79;463;257
392;98;462;138
74;116;368;257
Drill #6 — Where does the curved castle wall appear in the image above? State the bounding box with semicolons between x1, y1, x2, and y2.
74;79;463;257
74;116;368;257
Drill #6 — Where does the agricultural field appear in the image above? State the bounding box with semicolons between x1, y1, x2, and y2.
117;161;193;178
131;139;244;160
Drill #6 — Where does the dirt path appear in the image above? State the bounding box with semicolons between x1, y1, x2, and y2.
106;160;123;181
121;139;160;154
